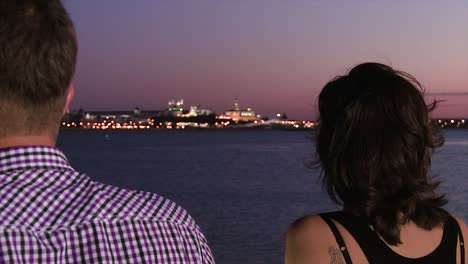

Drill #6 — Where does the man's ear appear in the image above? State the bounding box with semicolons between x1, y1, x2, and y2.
63;83;74;114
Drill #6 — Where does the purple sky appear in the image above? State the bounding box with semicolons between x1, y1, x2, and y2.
64;0;468;120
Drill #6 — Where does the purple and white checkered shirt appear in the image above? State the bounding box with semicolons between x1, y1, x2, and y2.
0;146;215;264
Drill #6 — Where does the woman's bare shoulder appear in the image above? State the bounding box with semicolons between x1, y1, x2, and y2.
285;215;344;264
449;213;467;237
288;215;330;240
452;214;467;228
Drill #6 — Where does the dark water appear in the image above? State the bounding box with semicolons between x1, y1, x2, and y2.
57;129;468;264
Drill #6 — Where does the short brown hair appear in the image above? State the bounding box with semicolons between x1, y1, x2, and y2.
315;62;447;245
0;0;77;136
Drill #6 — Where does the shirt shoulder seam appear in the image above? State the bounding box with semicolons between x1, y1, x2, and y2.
0;217;198;234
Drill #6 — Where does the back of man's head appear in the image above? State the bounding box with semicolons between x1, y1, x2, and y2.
0;0;77;138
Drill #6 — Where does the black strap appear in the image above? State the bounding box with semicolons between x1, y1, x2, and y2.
326;212;386;263
320;212;463;264
320;213;353;264
453;218;465;264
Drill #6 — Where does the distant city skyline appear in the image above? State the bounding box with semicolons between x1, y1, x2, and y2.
64;0;468;119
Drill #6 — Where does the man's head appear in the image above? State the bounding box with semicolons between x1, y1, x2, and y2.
0;0;77;140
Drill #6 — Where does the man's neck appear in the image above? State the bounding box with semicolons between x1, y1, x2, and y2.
0;135;56;149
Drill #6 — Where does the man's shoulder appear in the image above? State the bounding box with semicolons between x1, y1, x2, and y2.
0;168;197;233
87;179;197;230
77;180;215;263
0;172;214;263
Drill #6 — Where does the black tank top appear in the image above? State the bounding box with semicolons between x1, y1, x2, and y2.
319;211;465;264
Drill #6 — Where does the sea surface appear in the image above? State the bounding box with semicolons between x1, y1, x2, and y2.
57;129;468;264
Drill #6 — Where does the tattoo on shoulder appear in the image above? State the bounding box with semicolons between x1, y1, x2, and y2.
328;246;344;264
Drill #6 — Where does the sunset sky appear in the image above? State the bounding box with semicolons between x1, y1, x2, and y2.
64;0;468;120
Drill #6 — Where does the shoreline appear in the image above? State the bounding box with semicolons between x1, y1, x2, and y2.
59;127;467;132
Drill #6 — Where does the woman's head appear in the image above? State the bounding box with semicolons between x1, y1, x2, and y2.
316;62;447;245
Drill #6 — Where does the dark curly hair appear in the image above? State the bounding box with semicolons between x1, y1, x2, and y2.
316;62;448;245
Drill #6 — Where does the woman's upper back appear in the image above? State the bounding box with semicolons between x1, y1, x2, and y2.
285;211;467;264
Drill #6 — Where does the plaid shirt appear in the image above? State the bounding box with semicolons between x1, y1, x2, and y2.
0;146;215;264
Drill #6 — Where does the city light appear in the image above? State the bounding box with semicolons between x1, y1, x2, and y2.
60;98;465;130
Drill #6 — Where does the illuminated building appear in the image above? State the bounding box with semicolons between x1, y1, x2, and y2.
184;106;213;117
168;99;185;116
218;98;260;123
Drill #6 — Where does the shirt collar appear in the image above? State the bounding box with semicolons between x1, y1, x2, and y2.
0;146;74;173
